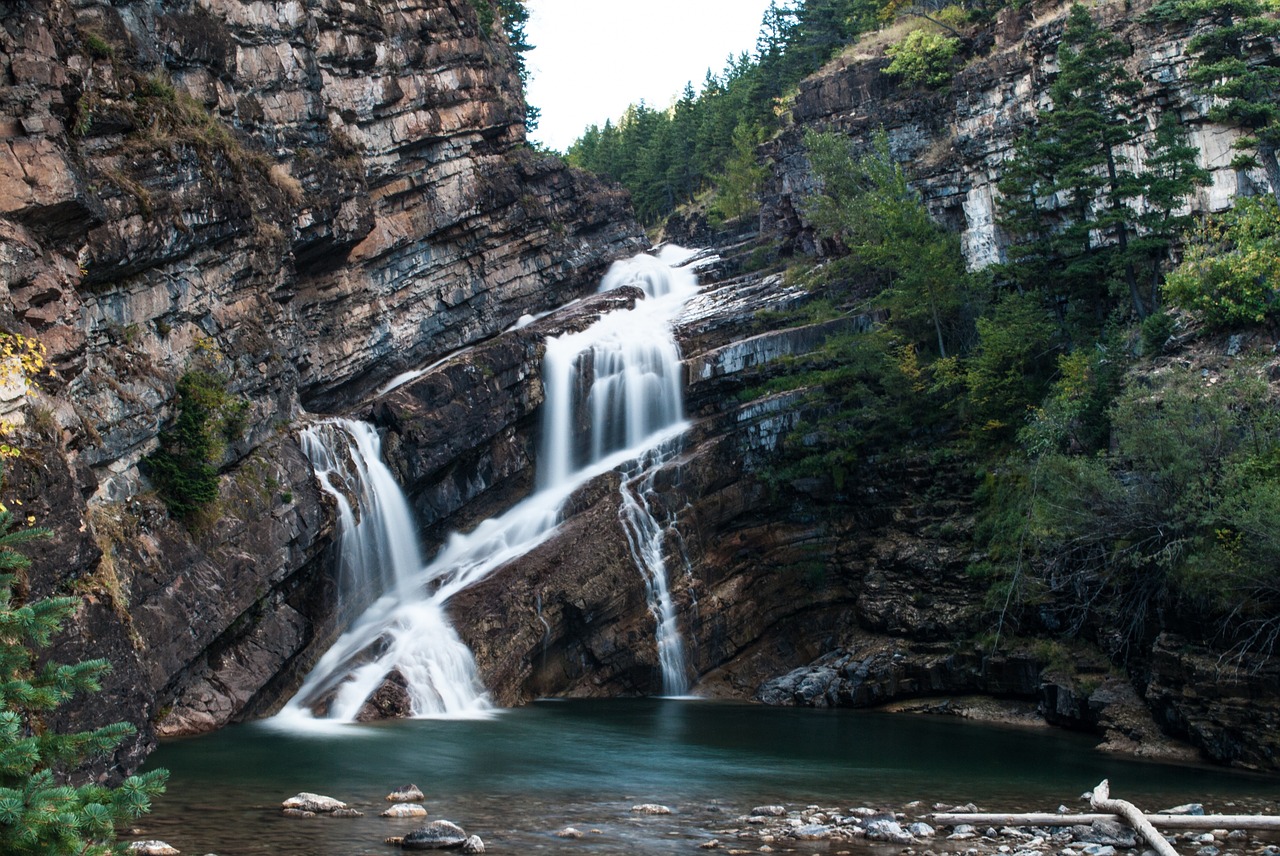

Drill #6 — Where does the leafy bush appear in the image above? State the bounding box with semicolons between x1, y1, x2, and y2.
1163;196;1280;329
0;507;167;854
884;30;960;88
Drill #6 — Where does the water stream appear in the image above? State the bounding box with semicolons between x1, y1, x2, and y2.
280;248;700;724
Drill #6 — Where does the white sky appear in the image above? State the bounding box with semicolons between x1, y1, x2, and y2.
524;0;777;152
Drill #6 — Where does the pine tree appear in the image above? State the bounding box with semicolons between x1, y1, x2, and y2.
999;4;1157;324
0;505;167;855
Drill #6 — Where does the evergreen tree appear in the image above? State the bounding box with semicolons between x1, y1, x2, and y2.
999;4;1159;324
0;506;167;855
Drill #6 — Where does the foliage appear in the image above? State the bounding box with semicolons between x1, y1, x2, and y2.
884;29;960;88
143;359;247;521
710;122;770;224
987;366;1280;661
0;506;167;854
804;129;972;358
1163;195;1280;328
964;292;1058;442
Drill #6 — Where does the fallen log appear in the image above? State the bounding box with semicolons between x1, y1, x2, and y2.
930;812;1280;831
1090;779;1179;856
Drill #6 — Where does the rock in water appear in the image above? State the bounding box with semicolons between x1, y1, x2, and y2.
357;670;413;721
383;804;429;818
128;843;180;855
401;820;469;850
387;784;426;802
631;804;672;815
751;805;787;817
281;793;348;813
462;835;485;854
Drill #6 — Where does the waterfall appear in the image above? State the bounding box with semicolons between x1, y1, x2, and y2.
278;248;700;727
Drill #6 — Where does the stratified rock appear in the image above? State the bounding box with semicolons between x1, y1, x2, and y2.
128;843;180;856
281;793;348;813
357;671;413;722
383;804;429;818
631;804;672;815
387;784;427;803
401;820;469;850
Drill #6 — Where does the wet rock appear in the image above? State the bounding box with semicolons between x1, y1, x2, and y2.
281;808;316;819
357;671;413;721
388;784;427;802
461;835;485;854
700;840;722;849
556;827;584;838
128;843;180;855
281;793;347;813
866;819;914;844
383;804;429;818
631;804;672;815
401;819;469;850
792;824;833;840
751;806;787;817
331;808;364;818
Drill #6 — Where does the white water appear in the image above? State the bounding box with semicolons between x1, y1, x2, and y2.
278;248;700;727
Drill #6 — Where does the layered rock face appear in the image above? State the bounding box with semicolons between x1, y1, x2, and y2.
761;0;1264;268
0;0;642;771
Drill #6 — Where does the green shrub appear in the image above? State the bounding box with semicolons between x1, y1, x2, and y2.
1163;196;1280;329
144;368;247;520
884;30;961;88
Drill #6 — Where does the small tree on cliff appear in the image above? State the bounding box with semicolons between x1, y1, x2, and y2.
0;505;167;855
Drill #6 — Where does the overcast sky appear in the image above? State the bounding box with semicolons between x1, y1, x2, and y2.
524;0;777;152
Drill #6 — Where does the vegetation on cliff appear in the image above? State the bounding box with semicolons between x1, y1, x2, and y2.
629;0;1280;674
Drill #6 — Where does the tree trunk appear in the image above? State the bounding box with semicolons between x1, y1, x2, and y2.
1090;779;1179;856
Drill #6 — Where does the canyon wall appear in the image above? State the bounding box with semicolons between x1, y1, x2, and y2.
0;0;642;773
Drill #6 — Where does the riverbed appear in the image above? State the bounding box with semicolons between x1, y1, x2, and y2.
135;699;1280;855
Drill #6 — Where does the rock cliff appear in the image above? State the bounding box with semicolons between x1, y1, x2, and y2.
0;0;642;772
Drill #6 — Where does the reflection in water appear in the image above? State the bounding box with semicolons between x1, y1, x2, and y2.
141;700;1280;855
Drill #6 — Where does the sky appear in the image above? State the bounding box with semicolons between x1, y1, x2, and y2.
524;0;777;153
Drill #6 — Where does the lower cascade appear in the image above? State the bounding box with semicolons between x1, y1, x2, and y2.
278;248;700;725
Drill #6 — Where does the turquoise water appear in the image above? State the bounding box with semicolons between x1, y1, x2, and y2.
137;699;1280;855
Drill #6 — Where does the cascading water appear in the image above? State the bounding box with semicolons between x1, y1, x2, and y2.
278;248;701;726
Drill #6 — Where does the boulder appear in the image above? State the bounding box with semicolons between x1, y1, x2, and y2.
281;792;348;813
128;843;180;856
357;671;413;721
402;820;469;850
383;804;429;818
388;784;427;802
462;835;485;854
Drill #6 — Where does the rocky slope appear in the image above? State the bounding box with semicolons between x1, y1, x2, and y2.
0;0;642;773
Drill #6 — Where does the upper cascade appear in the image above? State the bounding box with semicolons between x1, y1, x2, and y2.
277;248;701;726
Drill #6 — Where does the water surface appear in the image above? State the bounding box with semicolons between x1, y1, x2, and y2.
139;699;1280;855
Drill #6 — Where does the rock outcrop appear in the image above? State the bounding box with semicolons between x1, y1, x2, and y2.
0;0;643;772
761;0;1267;268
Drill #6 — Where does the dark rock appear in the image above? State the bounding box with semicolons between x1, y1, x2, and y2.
357;670;413;722
401;820;469;850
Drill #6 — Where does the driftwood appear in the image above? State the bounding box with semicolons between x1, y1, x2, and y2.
930;812;1280;831
1090;779;1179;856
933;778;1280;846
